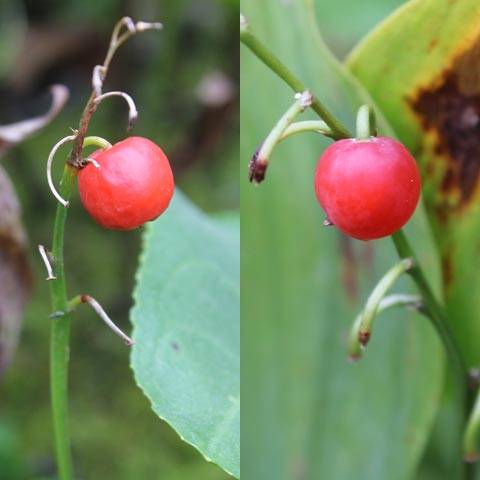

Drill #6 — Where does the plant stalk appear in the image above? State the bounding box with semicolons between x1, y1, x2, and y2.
240;15;351;140
49;164;78;480
46;19;161;478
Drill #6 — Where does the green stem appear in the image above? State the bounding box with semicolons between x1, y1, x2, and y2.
240;15;351;140
49;164;79;480
355;104;376;140
279;121;333;142
348;293;421;360
391;230;467;380
250;91;314;183
258;92;311;162
82;136;113;151
357;258;413;346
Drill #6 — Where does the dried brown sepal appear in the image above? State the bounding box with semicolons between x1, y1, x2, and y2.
248;143;268;183
358;331;370;348
249;158;268;184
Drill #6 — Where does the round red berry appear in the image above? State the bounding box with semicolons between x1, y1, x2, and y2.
78;136;174;230
314;136;421;241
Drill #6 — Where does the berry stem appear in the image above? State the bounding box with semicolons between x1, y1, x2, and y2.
355;104;376;140
240;14;351;140
83;136;113;151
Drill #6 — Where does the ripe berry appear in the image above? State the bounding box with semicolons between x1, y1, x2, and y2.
314;136;421;241
78;136;174;230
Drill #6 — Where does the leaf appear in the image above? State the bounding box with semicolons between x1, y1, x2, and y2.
0;84;69;155
0;166;31;378
241;1;444;479
130;190;239;478
346;0;480;367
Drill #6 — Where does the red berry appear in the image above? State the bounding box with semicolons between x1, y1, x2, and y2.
78;136;174;230
314;136;421;241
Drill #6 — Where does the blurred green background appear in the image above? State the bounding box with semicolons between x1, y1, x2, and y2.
0;0;237;479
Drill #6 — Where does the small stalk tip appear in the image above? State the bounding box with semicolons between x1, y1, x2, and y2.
323;219;334;227
240;14;248;30
348;353;362;362
248;157;267;184
358;331;370;347
295;90;313;111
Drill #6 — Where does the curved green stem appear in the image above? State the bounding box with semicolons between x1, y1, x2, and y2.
258;92;311;163
279;121;333;142
348;293;421;360
49;164;79;480
250;91;312;183
82;136;113;151
357;258;413;346
240;14;351;140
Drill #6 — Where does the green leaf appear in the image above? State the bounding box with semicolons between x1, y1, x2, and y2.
346;0;480;368
130;190;239;478
241;1;444;479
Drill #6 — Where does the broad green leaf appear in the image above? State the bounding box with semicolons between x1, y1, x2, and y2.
347;0;480;367
241;1;443;479
130;190;239;478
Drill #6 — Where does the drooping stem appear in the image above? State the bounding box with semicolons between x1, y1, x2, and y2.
349;293;421;360
279;121;333;142
357;258;413;346
240;14;351;140
250;91;312;183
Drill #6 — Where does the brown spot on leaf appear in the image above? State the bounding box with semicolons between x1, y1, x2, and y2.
427;39;438;53
411;34;480;222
